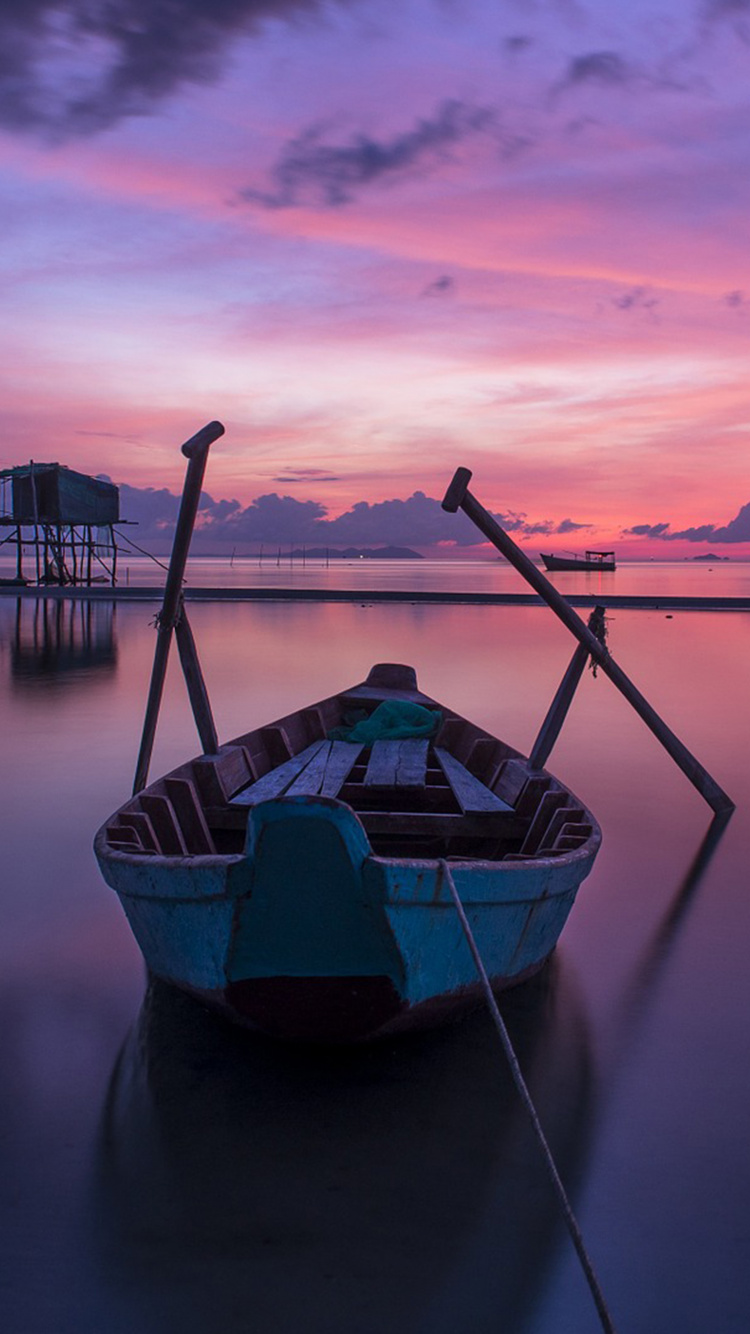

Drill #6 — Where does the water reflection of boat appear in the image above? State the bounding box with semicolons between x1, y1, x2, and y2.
96;955;594;1334
540;551;616;572
10;596;117;687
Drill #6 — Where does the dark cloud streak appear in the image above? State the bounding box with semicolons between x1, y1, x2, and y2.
0;0;337;139
562;51;633;89
241;100;497;208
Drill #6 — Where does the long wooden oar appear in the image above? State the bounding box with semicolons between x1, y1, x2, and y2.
133;421;224;794
443;468;734;815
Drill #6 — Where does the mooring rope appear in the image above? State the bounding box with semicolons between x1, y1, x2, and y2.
116;529;170;572
439;859;618;1334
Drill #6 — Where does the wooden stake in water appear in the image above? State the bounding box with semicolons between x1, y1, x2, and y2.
133;421;224;794
530;606;606;771
442;468;734;815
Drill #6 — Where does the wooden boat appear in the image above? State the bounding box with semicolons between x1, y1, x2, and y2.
540;550;616;572
95;660;601;1043
94;430;730;1050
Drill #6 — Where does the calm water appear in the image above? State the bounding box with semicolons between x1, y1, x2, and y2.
5;551;750;598
2;583;750;1332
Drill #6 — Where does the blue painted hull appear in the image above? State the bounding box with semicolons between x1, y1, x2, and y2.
97;793;598;1043
96;663;601;1042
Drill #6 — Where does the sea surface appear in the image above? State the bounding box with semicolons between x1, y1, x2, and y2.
1;562;749;1333
5;549;750;597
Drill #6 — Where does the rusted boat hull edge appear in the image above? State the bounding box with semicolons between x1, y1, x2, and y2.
151;956;553;1045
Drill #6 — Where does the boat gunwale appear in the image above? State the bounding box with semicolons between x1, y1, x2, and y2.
96;666;601;879
94;803;602;879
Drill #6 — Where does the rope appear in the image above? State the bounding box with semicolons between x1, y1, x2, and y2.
116;530;170;572
439;859;618;1334
588;605;609;679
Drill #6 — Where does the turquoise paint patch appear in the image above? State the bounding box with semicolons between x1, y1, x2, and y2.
384;896;577;1005
227;797;405;986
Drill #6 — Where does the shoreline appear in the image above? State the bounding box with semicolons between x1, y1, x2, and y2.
1;585;749;611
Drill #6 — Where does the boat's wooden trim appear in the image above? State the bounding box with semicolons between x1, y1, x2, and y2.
519;791;570;855
538;806;585;852
163;776;215;855
193;745;256;806
357;811;528;839
112;809;158;852
138;793;189;856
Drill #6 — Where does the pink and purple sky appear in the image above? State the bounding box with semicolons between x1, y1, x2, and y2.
2;0;750;556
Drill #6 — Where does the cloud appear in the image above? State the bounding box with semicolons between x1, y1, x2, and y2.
520;521;555;535
510;515;592;536
560;51;634;91
702;0;750;31
116;480;586;551
117;481;240;542
551;46;694;104
711;502;750;542
504;36;533;56
612;286;659;314
422;275;454;297
311;492;480;545
723;289;746;307
0;0;334;140
271;468;341;482
624;522;671;538
557;517;591;533
217;492;328;543
668;523;721;541
78;429;141;441
240;100;497;208
624;502;750;544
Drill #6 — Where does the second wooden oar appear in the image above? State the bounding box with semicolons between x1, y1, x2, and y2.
443;467;734;815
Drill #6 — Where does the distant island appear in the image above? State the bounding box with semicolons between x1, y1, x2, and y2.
691;553;729;562
286;546;422;560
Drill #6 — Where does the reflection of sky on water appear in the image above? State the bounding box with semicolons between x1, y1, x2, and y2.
4;556;750;600
0;598;748;1332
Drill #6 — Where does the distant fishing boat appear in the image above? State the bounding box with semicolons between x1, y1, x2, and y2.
540;550;616;572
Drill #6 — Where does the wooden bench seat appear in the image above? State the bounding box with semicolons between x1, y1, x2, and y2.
221;737;528;846
230;741;364;807
364;739;429;789
434;748;514;814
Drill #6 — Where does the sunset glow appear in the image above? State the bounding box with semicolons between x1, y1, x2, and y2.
2;1;750;555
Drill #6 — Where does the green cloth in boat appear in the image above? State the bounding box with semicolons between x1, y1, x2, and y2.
330;700;442;743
